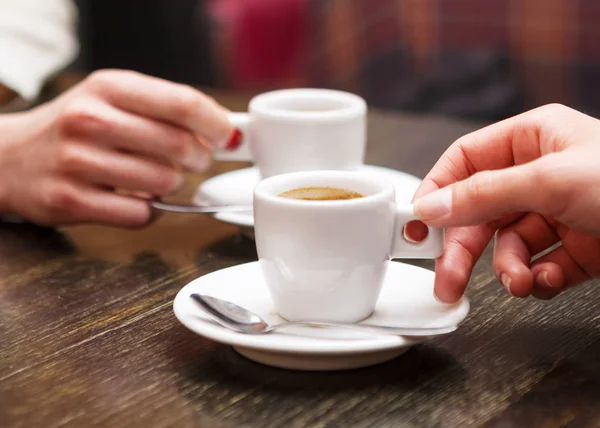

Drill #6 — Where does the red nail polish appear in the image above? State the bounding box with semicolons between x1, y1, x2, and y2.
225;128;242;151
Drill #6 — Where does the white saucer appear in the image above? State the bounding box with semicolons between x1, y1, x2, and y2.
173;261;470;371
194;166;422;229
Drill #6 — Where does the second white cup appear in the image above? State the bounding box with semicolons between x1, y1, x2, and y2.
215;88;367;178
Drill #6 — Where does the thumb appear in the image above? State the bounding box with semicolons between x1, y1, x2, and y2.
413;160;549;228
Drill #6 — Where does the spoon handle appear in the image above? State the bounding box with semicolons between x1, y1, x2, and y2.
269;321;457;337
150;200;252;214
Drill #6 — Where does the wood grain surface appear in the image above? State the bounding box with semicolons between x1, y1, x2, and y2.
1;92;599;428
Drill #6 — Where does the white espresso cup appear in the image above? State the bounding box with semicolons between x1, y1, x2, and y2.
215;88;367;178
253;171;444;323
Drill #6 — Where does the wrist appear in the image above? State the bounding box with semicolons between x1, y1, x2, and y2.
0;111;33;214
0;116;12;214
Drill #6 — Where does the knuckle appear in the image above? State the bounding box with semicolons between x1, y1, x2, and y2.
465;170;495;201
529;156;570;217
541;103;570;115
173;87;203;124
42;183;80;213
84;69;138;92
57;144;87;173
528;103;574;128
84;70;116;92
168;133;191;159
155;169;181;195
529;103;569;119
59;102;108;138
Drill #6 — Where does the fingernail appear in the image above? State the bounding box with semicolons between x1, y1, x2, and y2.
433;292;445;304
538;271;554;288
224;128;242;151
183;145;211;172
500;273;512;293
414;187;452;220
174;174;185;191
131;191;153;199
148;197;162;224
403;226;417;243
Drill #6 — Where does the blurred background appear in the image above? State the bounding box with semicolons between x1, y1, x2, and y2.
28;0;600;121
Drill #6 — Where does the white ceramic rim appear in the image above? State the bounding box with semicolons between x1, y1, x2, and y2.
194;165;425;228
254;170;395;209
248;88;366;122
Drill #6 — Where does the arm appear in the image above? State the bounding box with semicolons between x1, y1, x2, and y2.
0;0;78;104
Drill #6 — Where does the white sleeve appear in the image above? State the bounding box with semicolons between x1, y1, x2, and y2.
0;0;78;101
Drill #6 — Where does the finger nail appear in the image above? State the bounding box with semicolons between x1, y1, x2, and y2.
500;273;512;294
174;174;185;191
433;292;446;304
414;187;452;220
403;226;418;243
224;128;242;151
538;271;554;288
131;191;153;199
183;145;211;172
148;198;163;224
433;289;457;304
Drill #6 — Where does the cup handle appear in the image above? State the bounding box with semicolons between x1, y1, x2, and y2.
213;112;253;162
390;204;444;259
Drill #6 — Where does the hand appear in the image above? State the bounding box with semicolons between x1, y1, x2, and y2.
0;70;236;227
411;104;600;302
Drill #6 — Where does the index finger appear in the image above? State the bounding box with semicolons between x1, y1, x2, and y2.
408;115;520;244
413;116;522;201
413;103;600;201
83;70;233;148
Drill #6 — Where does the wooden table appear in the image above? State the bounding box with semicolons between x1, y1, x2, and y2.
1;93;599;428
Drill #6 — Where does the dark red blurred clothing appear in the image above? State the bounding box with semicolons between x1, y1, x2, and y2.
207;0;600;121
211;0;310;89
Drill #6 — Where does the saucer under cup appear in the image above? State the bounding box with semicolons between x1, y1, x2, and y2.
173;261;469;371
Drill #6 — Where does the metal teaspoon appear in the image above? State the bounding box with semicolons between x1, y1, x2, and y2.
190;293;457;337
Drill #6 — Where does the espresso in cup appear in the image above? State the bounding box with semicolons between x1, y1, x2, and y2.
279;187;364;201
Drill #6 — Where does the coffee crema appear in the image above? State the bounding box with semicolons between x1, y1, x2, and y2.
278;187;364;201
